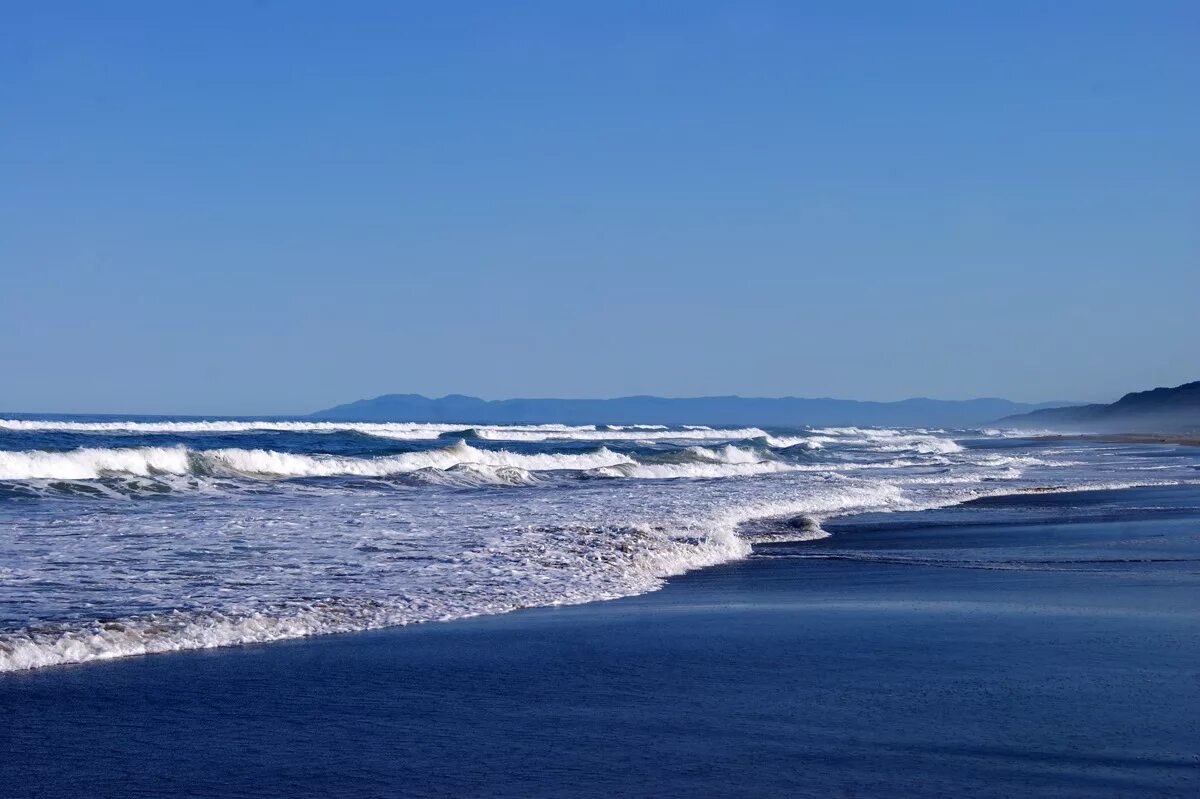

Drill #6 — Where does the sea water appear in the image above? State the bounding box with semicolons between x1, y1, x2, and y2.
1;417;1197;671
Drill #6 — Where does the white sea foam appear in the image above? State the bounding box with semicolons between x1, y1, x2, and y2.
0;418;592;434
0;433;1050;486
3;419;1195;675
760;435;823;449
0;442;635;480
207;442;634;477
411;463;539;486
681;444;765;464
590;460;797;480
0;442;793;482
0;418;767;443
25;474;1174;673
463;426;770;442
878;437;963;454
0;418;459;438
0;446;193;480
0;481;919;672
867;432;963;453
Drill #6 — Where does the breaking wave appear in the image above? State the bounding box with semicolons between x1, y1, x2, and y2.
804;427;965;454
0;442;630;481
756;435;823;449
463;426;770;442
9;475;1182;673
4;415;1195;676
0;482;912;672
0;418;768;442
0;446;193;480
590;460;795;480
0;441;796;484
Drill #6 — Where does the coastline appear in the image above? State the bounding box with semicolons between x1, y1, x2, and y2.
2;477;1181;674
1036;432;1200;446
5;483;1198;798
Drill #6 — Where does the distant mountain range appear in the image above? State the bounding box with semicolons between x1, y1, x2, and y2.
311;393;1076;429
1000;380;1200;432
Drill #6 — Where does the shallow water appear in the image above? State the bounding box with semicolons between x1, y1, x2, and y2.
3;485;1197;797
1;417;1197;671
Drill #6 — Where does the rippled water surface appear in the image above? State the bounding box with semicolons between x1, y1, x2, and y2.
2;417;1197;671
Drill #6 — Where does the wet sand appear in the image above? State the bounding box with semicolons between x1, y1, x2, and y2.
1038;433;1200;446
3;485;1199;798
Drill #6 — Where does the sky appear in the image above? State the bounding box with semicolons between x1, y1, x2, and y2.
2;1;1197;415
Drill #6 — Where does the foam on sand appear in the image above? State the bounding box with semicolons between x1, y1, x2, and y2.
4;417;1195;676
0;481;921;672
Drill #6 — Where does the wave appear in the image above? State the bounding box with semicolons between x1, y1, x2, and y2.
757;435;823;449
0;482;914;672
0;446;194;480
207;443;632;477
589;461;797;480
878;437;964;455
0;442;633;481
681;444;766;464
1;418;463;438
4;423;1186;676
3;476;1194;672
804;427;964;454
461;426;770;443
0;417;767;440
0;442;800;483
399;463;539;486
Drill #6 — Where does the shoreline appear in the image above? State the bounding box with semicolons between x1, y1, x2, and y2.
5;483;1199;797
1036;432;1200;446
2;478;1186;675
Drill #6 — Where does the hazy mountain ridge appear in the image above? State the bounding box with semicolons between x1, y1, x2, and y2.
1000;380;1200;432
310;394;1072;428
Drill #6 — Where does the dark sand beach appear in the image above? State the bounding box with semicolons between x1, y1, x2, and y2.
4;485;1199;798
1038;433;1200;447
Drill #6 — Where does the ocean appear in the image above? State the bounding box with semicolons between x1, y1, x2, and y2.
1;417;1197;673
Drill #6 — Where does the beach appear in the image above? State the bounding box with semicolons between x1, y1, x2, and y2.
1038;433;1200;447
5;484;1197;798
7;2;1198;794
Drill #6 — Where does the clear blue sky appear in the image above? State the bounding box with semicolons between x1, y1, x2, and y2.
3;1;1197;414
